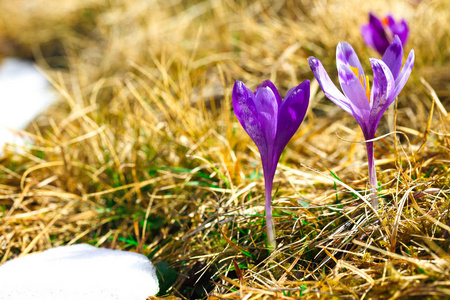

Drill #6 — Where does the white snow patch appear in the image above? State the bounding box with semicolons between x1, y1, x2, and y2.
0;58;56;154
0;244;159;300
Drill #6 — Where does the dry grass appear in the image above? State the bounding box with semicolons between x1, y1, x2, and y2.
0;0;450;299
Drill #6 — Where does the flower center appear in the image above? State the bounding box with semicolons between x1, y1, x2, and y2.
382;16;390;26
381;16;394;41
349;66;371;103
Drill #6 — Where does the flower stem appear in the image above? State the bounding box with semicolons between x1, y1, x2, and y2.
264;178;276;249
366;140;378;209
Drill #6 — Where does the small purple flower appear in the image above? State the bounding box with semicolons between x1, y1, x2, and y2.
233;79;310;248
308;36;414;209
361;12;409;55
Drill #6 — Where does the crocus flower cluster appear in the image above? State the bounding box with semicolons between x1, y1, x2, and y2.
232;80;310;248
308;36;414;208
361;12;409;56
233;24;414;250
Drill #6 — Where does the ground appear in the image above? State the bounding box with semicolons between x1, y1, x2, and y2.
0;0;450;299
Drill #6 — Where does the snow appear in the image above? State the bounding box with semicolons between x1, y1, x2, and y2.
0;58;55;154
0;244;160;300
0;60;160;298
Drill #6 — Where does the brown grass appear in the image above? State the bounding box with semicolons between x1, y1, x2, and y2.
0;0;450;299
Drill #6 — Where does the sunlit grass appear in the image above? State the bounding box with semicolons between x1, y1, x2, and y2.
0;0;449;298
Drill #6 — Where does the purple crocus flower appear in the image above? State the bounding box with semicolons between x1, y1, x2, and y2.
308;36;414;209
232;79;310;248
361;12;409;56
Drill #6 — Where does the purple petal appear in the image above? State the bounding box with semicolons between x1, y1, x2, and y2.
382;35;403;79
256;80;282;108
337;42;366;86
389;18;409;45
253;86;278;146
368;12;390;55
361;24;375;48
337;62;371;121
232;81;268;158
307;56;353;115
392;49;415;100
384;14;396;26
365;58;395;138
273;80;310;162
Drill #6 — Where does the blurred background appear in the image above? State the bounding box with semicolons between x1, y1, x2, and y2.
0;0;449;298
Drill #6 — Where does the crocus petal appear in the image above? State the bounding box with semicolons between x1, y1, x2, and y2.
337;63;371;121
253;86;278;147
232;81;268;158
256;80;282;108
384;14;395;26
382;35;403;79
273;80;310;163
361;24;375;48
365;58;395;138
337;42;366;85
392;49;415;100
368;12;390;54
370;58;395;111
307;57;353;115
389;19;409;45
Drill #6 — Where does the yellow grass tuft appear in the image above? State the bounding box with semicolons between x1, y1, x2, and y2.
0;0;449;298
